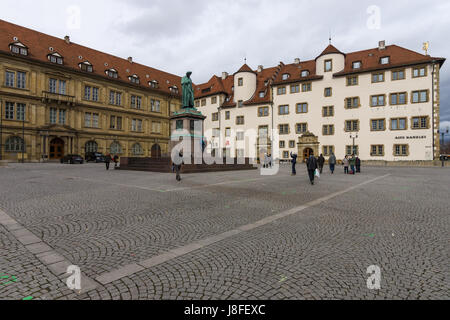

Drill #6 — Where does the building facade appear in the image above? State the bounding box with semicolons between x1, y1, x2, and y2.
195;41;445;162
0;20;182;162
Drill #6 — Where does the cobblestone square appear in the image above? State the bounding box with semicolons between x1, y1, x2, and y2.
0;163;449;300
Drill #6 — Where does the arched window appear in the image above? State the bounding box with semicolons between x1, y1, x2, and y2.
85;141;98;153
110;142;123;154
5;136;25;152
131;143;143;156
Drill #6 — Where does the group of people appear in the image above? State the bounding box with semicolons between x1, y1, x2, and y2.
291;152;361;185
263;153;273;168
105;154;119;170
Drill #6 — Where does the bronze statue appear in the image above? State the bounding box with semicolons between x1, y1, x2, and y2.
181;71;195;109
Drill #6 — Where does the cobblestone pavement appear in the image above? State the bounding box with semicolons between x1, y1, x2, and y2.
0;163;448;300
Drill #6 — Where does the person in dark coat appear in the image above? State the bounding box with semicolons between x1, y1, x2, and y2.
306;153;318;185
355;156;361;173
329;152;337;174
290;152;297;176
113;155;119;168
318;154;325;174
105;154;112;170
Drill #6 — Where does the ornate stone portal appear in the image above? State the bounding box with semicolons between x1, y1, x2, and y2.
297;131;319;162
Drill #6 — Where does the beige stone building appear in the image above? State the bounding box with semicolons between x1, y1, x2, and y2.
0;19;182;162
194;41;445;162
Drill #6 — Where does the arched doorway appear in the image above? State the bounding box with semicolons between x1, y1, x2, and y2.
151;144;161;158
303;148;314;162
85;141;98;153
50;138;64;160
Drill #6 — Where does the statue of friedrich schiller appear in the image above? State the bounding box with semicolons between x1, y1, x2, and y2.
181;71;195;109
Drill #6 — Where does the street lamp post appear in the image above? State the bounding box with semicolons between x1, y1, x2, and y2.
349;133;358;156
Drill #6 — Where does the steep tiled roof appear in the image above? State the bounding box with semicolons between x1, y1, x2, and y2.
243;66;278;105
316;44;345;59
235;63;256;74
272;59;323;85
194;75;226;99
0;19;182;96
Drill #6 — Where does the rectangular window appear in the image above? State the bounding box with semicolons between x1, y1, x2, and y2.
50;108;57;124
131;96;136;108
5;71;15;87
152;121;161;133
412;90;428;103
131;96;142;109
117;117;122;130
236;116;244;125
17;72;26;89
380;57;390;65
296;123;307;134
279;124;289;135
279;105;289;115
372;72;384;83
323;146;334;156
371;119;385;131
16;103;26;121
346;145;359;156
58;80;66;95
258;107;269;117
325;59;332;72
5;102;15;119
238;78;243;86
92;113;99;128
236;131;244;141
322;125;334;136
391;118;407;130
296;103;308;113
392;69;405;81
225;111;230;120
390;92;407;105
289;140;295;148
324;87;332;97
345;97;360;109
302;83;312;92
109;91;115;104
238;100;243;108
394;144;408;156
412;116;428;129
58;109;66;125
212;112;219;121
92;87;99;102
84;86;91;100
322;106;334;117
413;66;427;78
201;99;206;106
211;96;217;104
347;76;358;86
371;95;385;107
345;120;359;132
137;119;143;132
116;92;122;106
151;99;161;112
225;127;231;137
277;87;286;95
84;113;91;127
352;61;361;69
290;84;300;93
110;116;116;129
49;78;57;93
371;145;384;156
279;141;285;148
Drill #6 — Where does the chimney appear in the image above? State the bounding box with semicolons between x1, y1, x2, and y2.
64;35;70;44
294;58;300;64
378;40;386;50
257;65;263;72
128;57;133;63
222;72;228;80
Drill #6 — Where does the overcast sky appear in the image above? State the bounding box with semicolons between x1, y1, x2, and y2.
1;0;449;130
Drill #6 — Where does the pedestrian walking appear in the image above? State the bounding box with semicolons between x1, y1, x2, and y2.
355;156;361;173
263;153;268;168
343;155;349;174
349;154;356;175
268;154;273;168
290;152;297;176
318;154;325;174
173;152;183;181
329;152;336;174
306;153;318;185
113;155;119;168
105;154;112;170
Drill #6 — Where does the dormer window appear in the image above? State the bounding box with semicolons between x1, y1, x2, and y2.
259;91;265;98
380;57;390;65
79;61;93;72
170;86;179;94
301;70;310;77
324;59;332;72
264;80;269;86
9;42;28;56
106;68;118;78
282;73;290;80
129;74;140;84
149;80;159;88
48;52;63;65
201;87;211;94
352;61;362;69
231;86;234;92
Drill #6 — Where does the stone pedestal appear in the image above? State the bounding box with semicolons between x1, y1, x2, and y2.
170;108;206;163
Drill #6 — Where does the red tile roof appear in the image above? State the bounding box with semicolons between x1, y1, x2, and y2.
235;63;255;74
316;44;344;59
0;19;182;96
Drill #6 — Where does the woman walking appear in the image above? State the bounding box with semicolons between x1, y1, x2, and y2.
329;152;336;174
343;155;349;174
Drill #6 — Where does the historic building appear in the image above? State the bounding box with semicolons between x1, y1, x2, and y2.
0;19;182;162
195;41;445;162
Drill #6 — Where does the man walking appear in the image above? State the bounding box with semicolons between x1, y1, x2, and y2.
290;152;297;176
173;152;183;181
318;154;325;174
306;153;318;185
105;154;112;170
355;156;361;173
349;154;356;175
343;155;349;174
329;152;336;174
113;155;119;168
